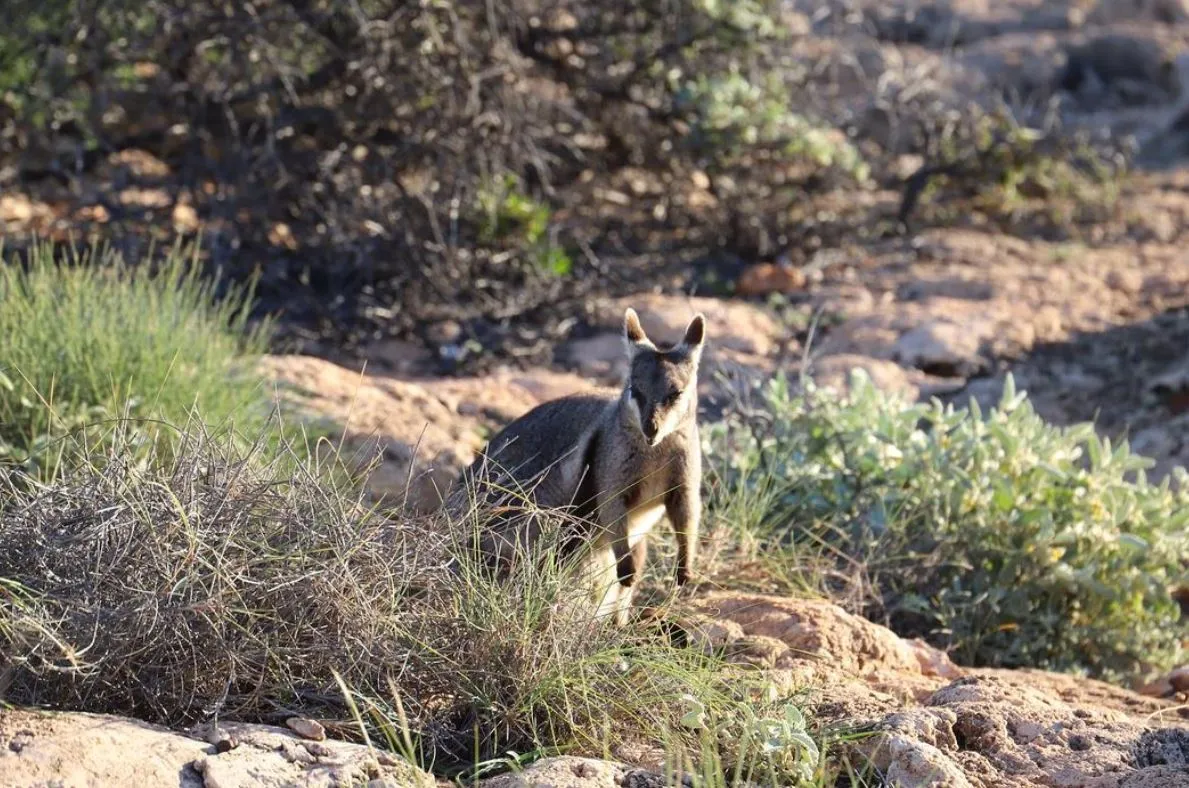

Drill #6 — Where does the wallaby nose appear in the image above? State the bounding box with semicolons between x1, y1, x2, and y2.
643;412;662;443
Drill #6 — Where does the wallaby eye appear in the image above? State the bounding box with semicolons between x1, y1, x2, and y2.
665;390;681;406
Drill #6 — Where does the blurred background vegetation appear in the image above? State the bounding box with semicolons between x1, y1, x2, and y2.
0;0;1130;370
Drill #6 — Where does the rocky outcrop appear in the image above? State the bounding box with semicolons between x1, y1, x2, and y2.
679;592;1189;788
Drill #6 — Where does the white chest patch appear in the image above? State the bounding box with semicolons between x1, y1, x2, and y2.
626;503;666;547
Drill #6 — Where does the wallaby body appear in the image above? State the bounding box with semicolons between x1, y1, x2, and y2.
450;308;705;625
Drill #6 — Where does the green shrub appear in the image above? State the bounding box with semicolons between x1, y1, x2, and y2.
0;241;275;477
674;69;868;182
476;173;572;277
706;371;1189;681
900;105;1127;232
665;693;826;787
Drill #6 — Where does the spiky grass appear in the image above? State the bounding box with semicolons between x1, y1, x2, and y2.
0;239;276;478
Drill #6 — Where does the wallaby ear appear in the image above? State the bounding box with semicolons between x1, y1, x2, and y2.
624;308;649;345
683;313;706;350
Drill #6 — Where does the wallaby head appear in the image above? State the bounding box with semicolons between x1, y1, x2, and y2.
621;308;706;447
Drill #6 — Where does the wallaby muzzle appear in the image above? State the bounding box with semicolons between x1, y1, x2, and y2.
641;409;662;443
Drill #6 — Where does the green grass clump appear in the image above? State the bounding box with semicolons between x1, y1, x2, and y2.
0;241;275;477
706;370;1189;682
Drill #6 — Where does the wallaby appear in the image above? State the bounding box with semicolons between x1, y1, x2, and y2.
450;308;706;626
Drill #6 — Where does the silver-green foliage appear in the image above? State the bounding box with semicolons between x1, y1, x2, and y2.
671;691;823;786
706;370;1188;680
673;68;868;181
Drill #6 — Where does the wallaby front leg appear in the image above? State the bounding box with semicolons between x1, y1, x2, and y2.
667;483;701;587
613;537;648;626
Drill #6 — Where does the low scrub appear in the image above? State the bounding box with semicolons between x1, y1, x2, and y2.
706;371;1189;681
0;426;814;782
0;241;275;478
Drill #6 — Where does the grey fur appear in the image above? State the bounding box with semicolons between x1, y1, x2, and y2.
449;307;706;625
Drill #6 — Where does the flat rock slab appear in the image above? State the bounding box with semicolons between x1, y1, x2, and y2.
0;709;435;788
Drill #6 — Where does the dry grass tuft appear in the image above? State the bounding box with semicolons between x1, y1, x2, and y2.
0;422;758;777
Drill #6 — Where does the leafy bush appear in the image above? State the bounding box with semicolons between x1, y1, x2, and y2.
675;69;869;181
899;105;1128;233
0;241;275;477
706;370;1189;681
477;172;572;277
0;424;809;780
2;0;876;363
667;693;826;787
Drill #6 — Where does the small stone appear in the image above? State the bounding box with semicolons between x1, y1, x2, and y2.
213;736;238;753
894;319;989;378
304;740;334;757
0;194;51;223
171;203;200;233
596;188;631;206
1105;269;1144;295
118;187;171;208
8;731;34;753
571;761;598;778
285;717;327;741
627;174;650;196
544;8;578;31
78;204;111;223
426;320;463;346
281;740;317;764
268;222;299;250
542;37;573;59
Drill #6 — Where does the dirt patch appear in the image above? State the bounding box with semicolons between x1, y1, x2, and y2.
260;354;607;512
